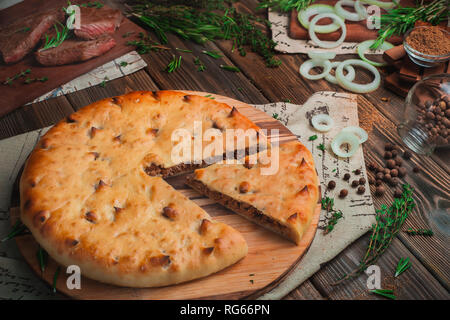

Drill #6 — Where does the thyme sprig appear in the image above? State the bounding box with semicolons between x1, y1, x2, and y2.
370;0;449;49
395;257;411;277
166;55;182;72
257;0;315;13
371;289;396;300
128;1;281;67
321;197;343;235
405;228;433;236
334;184;415;284
3;69;31;86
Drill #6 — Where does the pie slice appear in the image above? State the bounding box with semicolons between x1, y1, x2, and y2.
186;141;320;245
20;91;258;287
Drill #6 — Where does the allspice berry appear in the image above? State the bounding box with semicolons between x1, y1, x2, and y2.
375;179;382;186
384;151;392;159
359;177;366;185
391;149;398;157
343;173;351;181
368;177;375;185
351;180;359;188
413;166;420;173
384;173;392;182
389;177;399;187
328;180;336;189
385;143;394;151
368;162;377;171
376;172;384;180
386;159;396;169
394;157;403;166
390;169;398;177
354;169;361;175
339;189;348;198
375;186;385;196
383;168;390;175
357;186;365;194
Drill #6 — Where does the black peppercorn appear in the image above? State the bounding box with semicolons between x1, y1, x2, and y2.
339;189;348;198
357;186;365;194
351;180;359;188
328;180;336;189
343;173;351;181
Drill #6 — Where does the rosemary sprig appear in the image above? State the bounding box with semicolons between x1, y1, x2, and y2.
370;0;449;49
370;289;396;300
3;69;31;86
194;56;206;71
1;220;29;242
128;2;281;67
126;32;170;54
41;22;70;51
37;247;49;273
166;55;182;72
405;228;433;236
220;64;240;72
80;1;104;8
202;50;223;59
334;184;415;284
176;48;193;53
395;257;411;277
257;0;315;12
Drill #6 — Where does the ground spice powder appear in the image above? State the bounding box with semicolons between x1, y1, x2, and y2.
406;26;450;55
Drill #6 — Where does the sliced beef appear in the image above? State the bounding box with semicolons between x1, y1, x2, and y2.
35;35;116;66
0;8;64;64
74;6;123;40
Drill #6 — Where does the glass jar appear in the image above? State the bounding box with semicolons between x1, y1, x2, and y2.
397;74;450;155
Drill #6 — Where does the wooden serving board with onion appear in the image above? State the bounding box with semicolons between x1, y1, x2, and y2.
288;0;415;43
10;91;321;300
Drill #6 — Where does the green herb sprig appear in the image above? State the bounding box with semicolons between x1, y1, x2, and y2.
166;55;182;72
126;32;171;54
80;1;104;8
194;56;206;71
257;0;315;13
371;289;396;300
405;228;433;236
333;184;415;284
308;135;317;141
24;77;48;84
272;113;279;119
317;143;325;151
220;64;240;72
37;247;49;273
321;197;343;235
129;2;281;67
1;220;29;242
202;50;223;59
395;257;411;277
3;69;31;86
370;0;449;49
41;23;70;51
53;266;61;293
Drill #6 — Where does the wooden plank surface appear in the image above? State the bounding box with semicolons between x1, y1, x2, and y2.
0;0;448;300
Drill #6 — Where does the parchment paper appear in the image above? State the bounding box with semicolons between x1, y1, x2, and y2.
0;92;375;299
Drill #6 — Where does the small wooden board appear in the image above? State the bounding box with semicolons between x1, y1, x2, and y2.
288;0;413;43
0;0;147;118
10;91;321;300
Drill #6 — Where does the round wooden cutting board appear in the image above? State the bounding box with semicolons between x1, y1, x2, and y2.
10;91;321;300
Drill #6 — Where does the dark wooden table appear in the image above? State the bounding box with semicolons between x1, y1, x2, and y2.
0;0;448;300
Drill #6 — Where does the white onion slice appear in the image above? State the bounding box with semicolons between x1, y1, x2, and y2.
357;40;394;67
325;61;356;84
298;4;341;34
354;0;368;19
331;131;360;158
359;0;396;10
341;126;368;143
311;114;334;132
335;59;380;93
299;59;332;80
335;0;364;21
309;13;347;49
308;51;337;61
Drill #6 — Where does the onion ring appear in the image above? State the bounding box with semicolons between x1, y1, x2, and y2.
311;114;334;132
359;0;396;10
335;0;364;21
325;61;356;84
357;40;394;67
309;13;347;49
335;59;380;93
341;126;368;143
308;51;337;61
299;59;332;80
297;4;341;33
331;131;360;158
354;0;368;19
